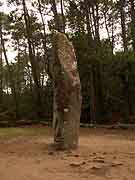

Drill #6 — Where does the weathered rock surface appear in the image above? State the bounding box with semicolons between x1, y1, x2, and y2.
52;32;82;149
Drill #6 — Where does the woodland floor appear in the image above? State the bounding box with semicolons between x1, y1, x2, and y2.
0;126;135;180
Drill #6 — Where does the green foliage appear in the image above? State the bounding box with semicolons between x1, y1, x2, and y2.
0;0;135;126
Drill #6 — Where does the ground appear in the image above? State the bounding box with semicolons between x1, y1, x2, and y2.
0;126;135;180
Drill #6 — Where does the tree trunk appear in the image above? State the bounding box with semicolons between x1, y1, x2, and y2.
60;0;65;33
0;33;3;105
129;0;135;51
120;0;128;52
89;66;96;125
50;0;61;31
37;0;49;72
84;0;98;125
84;0;93;42
22;0;42;115
103;8;113;53
92;3;101;46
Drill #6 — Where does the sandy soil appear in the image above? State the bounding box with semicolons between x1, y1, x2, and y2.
0;127;135;180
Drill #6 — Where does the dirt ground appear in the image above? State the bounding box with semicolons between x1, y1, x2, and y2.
0;126;135;180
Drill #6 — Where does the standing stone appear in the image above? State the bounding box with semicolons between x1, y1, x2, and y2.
52;31;82;150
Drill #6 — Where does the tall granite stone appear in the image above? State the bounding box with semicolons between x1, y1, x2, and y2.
52;32;82;149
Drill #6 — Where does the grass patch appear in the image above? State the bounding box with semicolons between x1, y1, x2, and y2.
0;127;52;138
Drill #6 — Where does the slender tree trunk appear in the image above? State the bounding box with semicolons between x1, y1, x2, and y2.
84;0;93;42
37;0;52;78
95;62;104;122
84;0;97;125
91;5;98;44
37;0;47;55
50;0;61;31
16;40;21;105
89;8;95;38
95;4;100;44
111;16;114;54
0;33;3;105
120;0;128;52
92;3;104;122
89;67;96;125
22;0;42;115
60;0;65;33
91;3;101;48
103;10;113;53
37;0;47;48
130;0;135;51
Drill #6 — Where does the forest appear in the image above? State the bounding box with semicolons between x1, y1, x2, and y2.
0;0;135;126
1;1;135;180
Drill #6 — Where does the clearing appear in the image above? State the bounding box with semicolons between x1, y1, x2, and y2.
0;126;135;180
